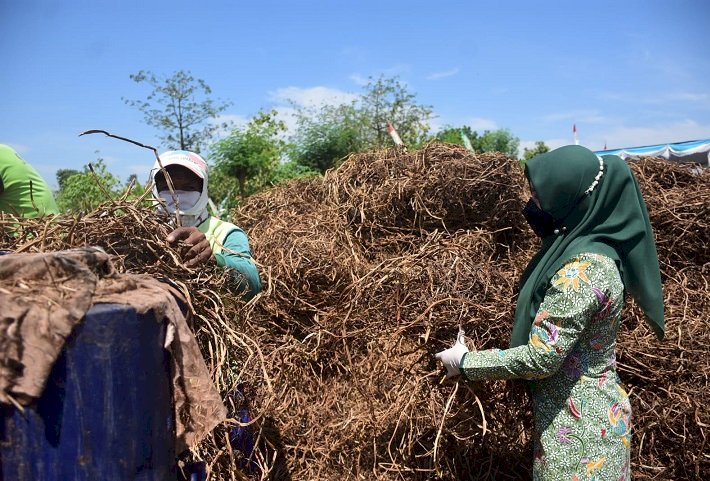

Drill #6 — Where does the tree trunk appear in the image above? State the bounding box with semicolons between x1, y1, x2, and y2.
238;176;246;199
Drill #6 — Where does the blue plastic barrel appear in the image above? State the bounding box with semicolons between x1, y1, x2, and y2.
0;303;175;480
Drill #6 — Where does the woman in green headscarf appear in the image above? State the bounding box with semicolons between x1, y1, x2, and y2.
436;145;664;480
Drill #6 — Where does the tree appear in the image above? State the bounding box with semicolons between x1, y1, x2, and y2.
123;70;230;153
477;129;521;158
56;169;80;190
290;103;362;173
55;155;121;212
434;126;479;150
267;159;319;185
522;141;550;161
431;126;520;157
211;110;287;200
287;75;433;173
359;75;433;148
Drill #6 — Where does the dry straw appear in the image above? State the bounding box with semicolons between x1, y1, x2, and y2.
1;144;707;480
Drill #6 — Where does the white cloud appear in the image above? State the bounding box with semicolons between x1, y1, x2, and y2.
211;113;250;139
519;119;710;158
517;138;568;159
264;86;360;140
427;116;444;134
426;68;459;80
268;86;357;108
467;117;499;131
215;114;249;129
591;120;710;151
272;106;300;137
206;91;348;144
517;140;537;154
349;73;369;86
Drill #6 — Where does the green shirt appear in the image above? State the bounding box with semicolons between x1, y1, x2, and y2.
0;144;59;217
198;216;262;299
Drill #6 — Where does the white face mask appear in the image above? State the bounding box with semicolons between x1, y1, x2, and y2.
158;190;201;213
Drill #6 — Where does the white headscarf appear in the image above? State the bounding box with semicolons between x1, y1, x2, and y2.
150;150;210;227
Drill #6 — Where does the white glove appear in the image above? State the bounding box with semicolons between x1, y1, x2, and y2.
435;328;469;378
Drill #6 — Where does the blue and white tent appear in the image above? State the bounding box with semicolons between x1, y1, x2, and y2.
594;139;710;166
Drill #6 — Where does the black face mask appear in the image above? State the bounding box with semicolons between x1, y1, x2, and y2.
522;198;556;238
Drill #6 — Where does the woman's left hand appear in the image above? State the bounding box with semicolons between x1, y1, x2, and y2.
167;226;213;268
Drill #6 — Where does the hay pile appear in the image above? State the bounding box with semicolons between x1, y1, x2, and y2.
235;145;709;480
232;145;535;480
1;144;708;480
616;158;709;480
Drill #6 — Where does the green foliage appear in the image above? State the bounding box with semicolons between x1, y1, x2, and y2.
288;75;433;173
522;141;550;161
208;165;240;212
267;159;319;185
359;75;433;149
123;70;231;153
55;156;121;212
55;156;149;212
477;129;520;158
433;126;520;157
211;110;288;200
210;110;318;211
56;169;80;190
434;126;479;149
290;103;361;173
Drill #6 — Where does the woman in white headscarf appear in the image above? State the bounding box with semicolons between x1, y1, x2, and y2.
151;150;261;299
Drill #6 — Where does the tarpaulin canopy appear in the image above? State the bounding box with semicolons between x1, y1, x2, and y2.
594;139;710;166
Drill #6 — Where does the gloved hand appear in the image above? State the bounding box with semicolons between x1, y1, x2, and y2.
435;328;469;378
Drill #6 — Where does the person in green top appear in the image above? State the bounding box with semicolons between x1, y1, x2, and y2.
0;144;59;217
150;150;262;300
436;145;664;480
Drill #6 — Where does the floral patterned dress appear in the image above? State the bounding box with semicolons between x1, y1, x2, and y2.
461;253;631;481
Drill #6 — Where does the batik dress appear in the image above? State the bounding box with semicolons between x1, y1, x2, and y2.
461;253;631;481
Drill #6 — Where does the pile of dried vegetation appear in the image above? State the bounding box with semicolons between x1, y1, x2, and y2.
1;143;707;480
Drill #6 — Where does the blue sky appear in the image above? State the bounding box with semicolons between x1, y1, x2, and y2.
2;0;709;188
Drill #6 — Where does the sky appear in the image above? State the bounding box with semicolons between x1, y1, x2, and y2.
1;0;709;188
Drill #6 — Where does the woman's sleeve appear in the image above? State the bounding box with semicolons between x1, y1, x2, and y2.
214;228;262;300
460;257;605;381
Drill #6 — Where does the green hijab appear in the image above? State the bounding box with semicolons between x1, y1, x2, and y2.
510;145;664;348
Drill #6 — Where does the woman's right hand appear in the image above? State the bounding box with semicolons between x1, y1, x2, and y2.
435;329;470;378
